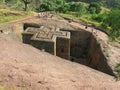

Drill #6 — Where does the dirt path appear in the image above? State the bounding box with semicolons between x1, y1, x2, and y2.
0;12;38;25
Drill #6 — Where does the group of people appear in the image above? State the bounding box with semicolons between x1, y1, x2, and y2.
38;12;54;18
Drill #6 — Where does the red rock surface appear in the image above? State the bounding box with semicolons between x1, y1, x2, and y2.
0;34;120;90
0;14;120;90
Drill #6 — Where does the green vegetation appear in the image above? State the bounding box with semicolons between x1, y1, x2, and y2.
0;0;120;40
102;9;120;39
0;86;16;90
114;63;120;81
66;0;120;9
36;0;66;12
0;86;7;90
0;9;33;23
88;2;102;14
0;86;8;90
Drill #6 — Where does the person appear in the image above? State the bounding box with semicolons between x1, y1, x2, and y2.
85;24;88;29
50;14;53;18
0;30;3;33
38;13;41;18
91;28;93;32
68;20;72;23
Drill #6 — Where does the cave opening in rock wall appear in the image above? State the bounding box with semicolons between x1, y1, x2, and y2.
22;23;114;76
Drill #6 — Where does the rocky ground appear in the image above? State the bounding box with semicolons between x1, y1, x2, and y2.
68;21;120;72
0;14;120;90
0;34;120;90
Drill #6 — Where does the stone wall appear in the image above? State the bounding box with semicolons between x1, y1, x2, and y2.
22;23;71;59
61;28;114;75
22;23;114;75
22;34;33;44
61;29;91;59
70;30;91;58
87;35;114;75
56;37;70;60
31;40;55;55
23;23;41;30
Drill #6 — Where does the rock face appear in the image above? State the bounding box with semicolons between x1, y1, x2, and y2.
0;33;120;90
0;16;120;90
19;20;120;76
22;23;115;75
87;34;114;75
22;25;70;60
61;28;114;75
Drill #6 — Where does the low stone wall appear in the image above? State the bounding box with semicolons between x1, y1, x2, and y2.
23;23;41;30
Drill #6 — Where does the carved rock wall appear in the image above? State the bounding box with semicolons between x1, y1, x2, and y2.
62;29;114;75
87;35;114;75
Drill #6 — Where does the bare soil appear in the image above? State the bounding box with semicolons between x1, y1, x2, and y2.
0;14;120;90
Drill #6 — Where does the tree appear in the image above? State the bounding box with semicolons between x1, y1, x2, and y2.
35;0;41;9
21;0;31;11
57;3;70;13
37;0;65;12
105;0;120;8
76;3;84;16
88;2;101;14
103;9;120;39
89;7;96;14
65;0;102;3
0;0;5;3
5;0;19;4
69;2;84;12
38;1;56;11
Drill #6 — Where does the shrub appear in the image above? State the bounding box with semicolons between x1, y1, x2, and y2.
37;0;65;12
89;7;96;14
102;9;120;39
56;4;70;13
91;14;106;22
114;63;120;81
88;2;101;14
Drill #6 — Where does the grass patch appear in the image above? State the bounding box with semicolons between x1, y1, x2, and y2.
101;7;110;13
59;13;101;27
0;9;34;23
0;3;8;9
0;16;22;22
59;5;109;27
79;14;101;26
0;86;16;90
0;86;8;90
59;13;79;21
114;63;120;81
